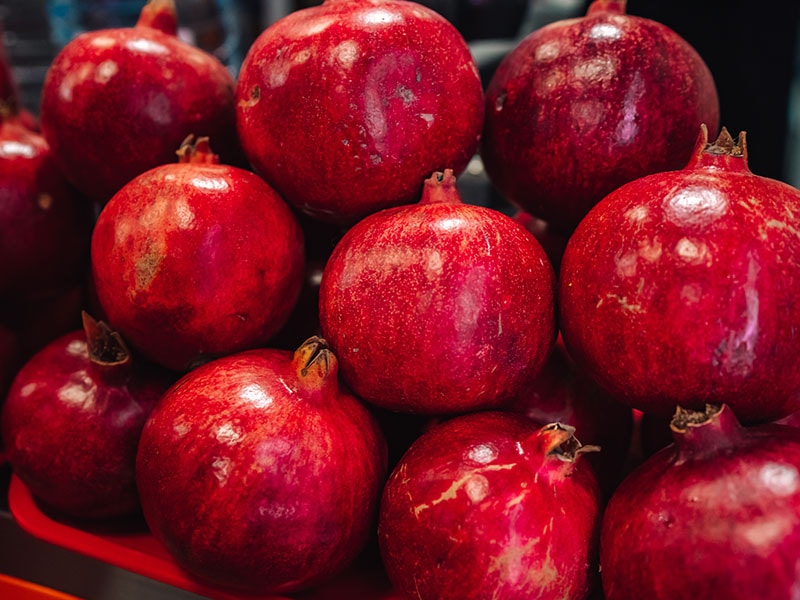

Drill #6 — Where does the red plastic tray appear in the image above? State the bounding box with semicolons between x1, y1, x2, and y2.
8;474;291;600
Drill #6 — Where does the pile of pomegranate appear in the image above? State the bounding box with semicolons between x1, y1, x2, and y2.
3;0;800;598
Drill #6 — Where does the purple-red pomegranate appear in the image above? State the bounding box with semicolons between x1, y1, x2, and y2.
91;137;304;372
319;170;556;415
504;339;633;495
482;0;719;232
1;313;172;519
559;126;800;423
379;411;602;600
236;0;484;223
600;404;800;599
136;338;388;595
0;114;92;297
39;0;240;206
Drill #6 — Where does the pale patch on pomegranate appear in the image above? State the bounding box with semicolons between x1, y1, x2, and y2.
572;57;618;83
625;205;649;223
125;37;169;55
144;91;173;125
759;463;800;497
603;293;642;313
766;218;800;241
189;176;229;193
0;140;35;158
664;186;729;226
65;340;85;357
487;535;540;589
570;99;605;132
241;383;272;409
464;474;489;503
94;59;118;84
589;22;623;41
740;513;797;553
467;443;498;465
211;456;232;485
89;35;117;49
680;283;702;304
134;250;163;291
535;40;561;63
215;422;243;445
674;237;711;266
413;463;517;516
359;7;404;26
334;40;359;69
614;250;637;278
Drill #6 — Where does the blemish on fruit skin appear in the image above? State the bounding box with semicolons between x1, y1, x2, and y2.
37;193;53;211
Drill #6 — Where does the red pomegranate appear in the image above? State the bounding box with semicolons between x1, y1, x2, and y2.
136;338;388;595
1;313;172;519
482;0;719;232
91;137;304;372
319;170;556;415
559;126;800;423
0;114;93;297
379;411;602;600
39;0;240;205
600;404;800;599
236;0;484;223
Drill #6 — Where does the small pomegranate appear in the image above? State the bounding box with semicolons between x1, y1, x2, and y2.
379;411;602;600
319;170;556;415
0;114;93;297
600;404;800;599
136;338;388;595
482;0;719;232
1;313;172;519
91;137;304;372
504;339;634;495
39;0;241;205
236;0;484;223
559;126;800;423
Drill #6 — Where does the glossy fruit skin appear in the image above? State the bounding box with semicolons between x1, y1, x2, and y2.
91;146;305;372
482;0;719;232
559;127;800;423
600;405;800;599
0;118;92;297
1;318;171;519
136;342;388;594
236;0;484;223
319;171;556;415
39;1;239;205
379;411;602;600
504;340;633;496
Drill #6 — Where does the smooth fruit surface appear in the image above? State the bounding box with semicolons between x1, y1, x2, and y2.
559;127;800;423
236;0;484;223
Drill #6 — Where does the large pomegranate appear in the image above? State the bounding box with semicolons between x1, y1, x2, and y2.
600;404;800;599
559;126;800;423
379;411;602;600
136;338;388;595
1;313;172;519
482;0;719;232
39;0;240;205
236;0;484;223
319;170;556;415
91;137;304;372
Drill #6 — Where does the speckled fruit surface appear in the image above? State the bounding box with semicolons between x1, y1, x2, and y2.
319;170;556;415
236;0;484;223
39;0;240;206
559;127;800;423
379;411;602;600
600;404;800;599
91;139;304;372
482;0;719;232
136;339;388;595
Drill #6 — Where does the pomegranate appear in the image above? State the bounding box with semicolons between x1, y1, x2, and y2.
1;313;172;519
482;0;719;232
379;411;602;600
600;404;800;599
559;126;800;423
39;0;241;206
91;137;304;372
236;0;484;223
319;170;556;415
504;339;633;495
0;114;93;297
136;337;388;594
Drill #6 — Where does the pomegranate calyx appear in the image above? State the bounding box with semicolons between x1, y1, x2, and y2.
420;169;461;205
294;336;338;383
136;0;178;36
671;404;745;462
176;135;220;164
587;0;627;16
539;422;600;463
705;127;745;158
81;311;131;367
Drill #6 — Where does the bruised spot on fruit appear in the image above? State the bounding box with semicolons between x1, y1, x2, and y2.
36;193;53;211
238;85;260;108
494;92;506;113
135;251;163;290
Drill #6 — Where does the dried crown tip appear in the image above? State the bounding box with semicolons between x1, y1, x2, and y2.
705;127;745;157
542;422;600;462
176;135;220;164
670;404;722;431
81;311;130;365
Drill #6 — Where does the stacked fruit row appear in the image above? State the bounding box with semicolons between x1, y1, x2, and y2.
2;1;800;599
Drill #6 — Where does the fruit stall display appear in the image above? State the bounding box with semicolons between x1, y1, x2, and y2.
2;0;800;599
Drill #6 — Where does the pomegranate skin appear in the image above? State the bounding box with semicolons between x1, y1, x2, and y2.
319;170;556;415
39;0;240;205
482;0;719;232
559;127;800;423
600;404;800;599
236;0;484;223
1;315;171;519
379;411;602;600
0;118;92;296
91;140;304;372
136;340;388;594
